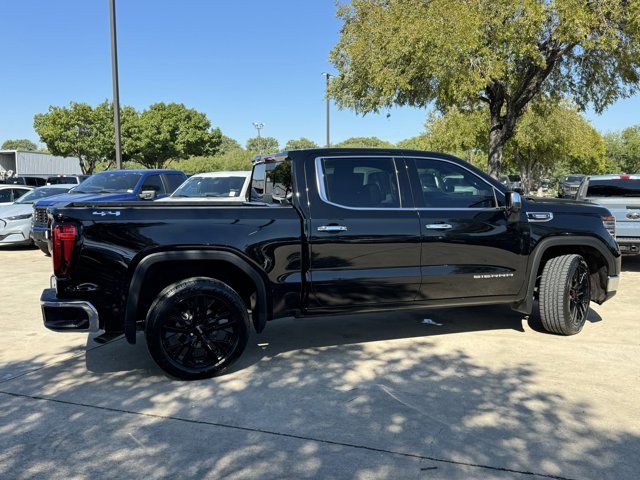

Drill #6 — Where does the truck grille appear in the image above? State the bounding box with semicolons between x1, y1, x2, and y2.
34;207;49;226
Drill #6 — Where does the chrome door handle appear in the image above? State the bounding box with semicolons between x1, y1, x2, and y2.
317;225;348;233
425;223;452;230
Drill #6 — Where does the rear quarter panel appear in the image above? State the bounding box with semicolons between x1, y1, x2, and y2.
52;204;303;330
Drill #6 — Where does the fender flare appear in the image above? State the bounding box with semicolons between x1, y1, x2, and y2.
124;250;270;343
512;235;618;314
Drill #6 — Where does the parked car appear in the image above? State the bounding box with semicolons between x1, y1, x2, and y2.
31;169;186;254
40;148;620;379
161;171;251;202
46;175;91;185
0;185;32;206
558;174;585;198
577;174;640;255
0;185;76;247
1;176;46;187
499;174;523;192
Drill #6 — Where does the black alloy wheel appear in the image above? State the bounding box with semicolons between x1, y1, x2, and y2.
146;278;250;379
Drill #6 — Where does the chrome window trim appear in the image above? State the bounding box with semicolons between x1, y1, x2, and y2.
315;155;406;211
315;155;505;212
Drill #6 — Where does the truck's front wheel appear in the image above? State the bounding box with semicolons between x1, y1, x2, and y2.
145;277;250;380
538;254;591;335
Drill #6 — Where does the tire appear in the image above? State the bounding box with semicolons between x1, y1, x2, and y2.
538;254;591;335
145;277;250;380
37;242;50;256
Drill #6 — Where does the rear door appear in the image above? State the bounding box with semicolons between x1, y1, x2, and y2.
307;155;421;308
407;156;526;300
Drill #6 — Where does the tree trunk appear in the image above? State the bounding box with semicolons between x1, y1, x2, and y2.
488;113;506;179
78;156;88;175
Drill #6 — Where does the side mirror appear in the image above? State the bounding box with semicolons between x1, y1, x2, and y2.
139;190;157;200
505;191;522;215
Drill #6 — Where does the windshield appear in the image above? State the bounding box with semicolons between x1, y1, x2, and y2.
587;179;640;197
172;176;247;198
565;175;584;182
74;172;142;194
47;176;78;185
507;175;521;182
15;187;70;204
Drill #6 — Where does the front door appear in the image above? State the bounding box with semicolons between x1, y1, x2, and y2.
407;157;526;300
307;155;422;309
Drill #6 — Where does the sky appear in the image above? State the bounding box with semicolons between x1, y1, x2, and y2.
1;0;639;149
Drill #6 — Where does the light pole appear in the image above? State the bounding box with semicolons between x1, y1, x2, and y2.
109;0;122;169
252;122;265;153
252;122;264;139
322;72;331;147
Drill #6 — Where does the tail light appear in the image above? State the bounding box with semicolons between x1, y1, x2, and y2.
602;215;616;239
52;224;77;276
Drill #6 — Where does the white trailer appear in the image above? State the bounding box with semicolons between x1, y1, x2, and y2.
0;150;82;180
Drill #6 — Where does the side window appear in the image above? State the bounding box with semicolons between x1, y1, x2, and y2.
141;174;165;194
320;157;400;208
413;158;495;208
250;163;266;201
13;188;29;200
163;174;185;193
250;161;293;205
0;190;11;202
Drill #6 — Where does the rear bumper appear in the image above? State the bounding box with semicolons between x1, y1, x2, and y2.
41;288;99;332
616;237;640;255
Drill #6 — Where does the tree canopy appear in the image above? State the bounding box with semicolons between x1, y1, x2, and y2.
34;101;117;174
330;0;640;177
246;136;279;153
409;100;605;192
604;125;640;174
285;137;319;150
1;139;38;151
333;136;393;148
34;101;221;172
129;102;222;169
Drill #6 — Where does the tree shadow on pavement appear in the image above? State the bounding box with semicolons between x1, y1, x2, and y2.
0;305;638;479
621;256;640;273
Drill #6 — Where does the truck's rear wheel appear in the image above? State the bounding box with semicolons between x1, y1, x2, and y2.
145;277;250;380
538;254;591;335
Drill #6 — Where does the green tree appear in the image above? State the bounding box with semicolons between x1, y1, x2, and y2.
507;102;605;192
176;149;254;175
422;108;488;169
130;103;222;169
396;136;428;151
416;101;605;191
330;0;640;178
333;136;393;148
1;139;38;151
285;137;319;150
218;135;242;155
34;101;117;174
604;126;640;174
246;136;279;153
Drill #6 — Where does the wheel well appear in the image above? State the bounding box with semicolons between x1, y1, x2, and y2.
135;259;260;329
536;245;608;302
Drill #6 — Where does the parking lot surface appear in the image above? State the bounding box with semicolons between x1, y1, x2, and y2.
0;246;638;479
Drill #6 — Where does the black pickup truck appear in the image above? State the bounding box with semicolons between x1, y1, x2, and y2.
40;149;621;379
